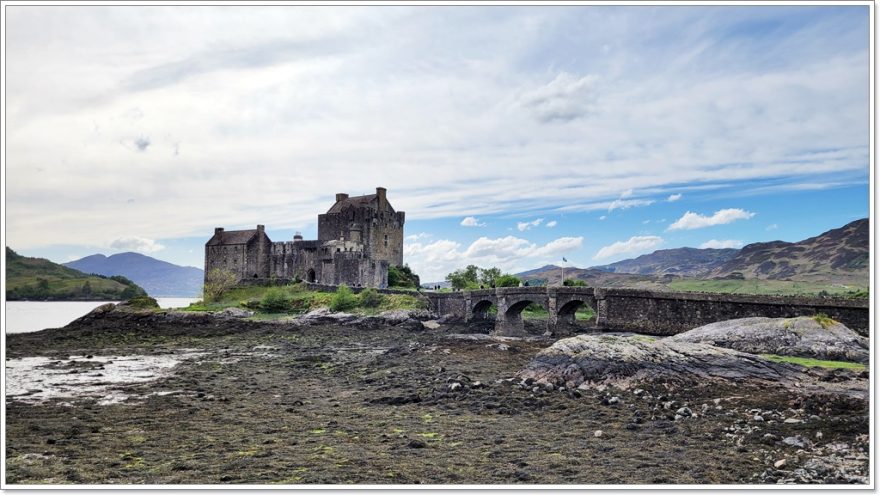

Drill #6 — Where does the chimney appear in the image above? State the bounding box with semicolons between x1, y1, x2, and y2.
376;187;387;210
214;227;224;235
257;224;265;234
293;231;303;242
336;193;349;202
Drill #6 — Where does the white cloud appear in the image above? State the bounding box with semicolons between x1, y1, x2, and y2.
460;216;485;227
642;219;651;224
599;215;607;221
607;198;655;212
766;224;779;231
2;7;869;261
546;220;557;228
667;208;755;231
699;239;744;249
405;232;432;242
109;236;165;253
667;193;682;202
516;218;543;232
593;236;663;260
405;235;583;281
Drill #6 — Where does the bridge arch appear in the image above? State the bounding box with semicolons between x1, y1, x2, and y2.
472;299;495;321
495;294;549;336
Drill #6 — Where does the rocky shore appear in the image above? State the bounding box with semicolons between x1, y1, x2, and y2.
5;306;869;485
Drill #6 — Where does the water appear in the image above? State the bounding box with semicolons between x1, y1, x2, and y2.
4;298;199;334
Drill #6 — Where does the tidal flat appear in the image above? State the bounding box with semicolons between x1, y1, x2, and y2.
5;313;869;485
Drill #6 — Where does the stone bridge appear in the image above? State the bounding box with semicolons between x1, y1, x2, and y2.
424;287;870;337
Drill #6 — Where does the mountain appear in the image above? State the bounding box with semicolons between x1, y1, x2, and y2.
593;247;739;277
6;247;147;301
710;218;868;284
516;266;669;290
65;252;203;297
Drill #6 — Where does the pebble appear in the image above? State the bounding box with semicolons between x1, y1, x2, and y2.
753;415;764;422
676;406;693;417
448;382;462;391
784;418;802;424
816;431;824;439
774;459;787;469
608;396;620;405
593;430;603;438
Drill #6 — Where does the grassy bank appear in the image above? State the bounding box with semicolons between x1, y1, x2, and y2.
667;278;868;298
184;283;428;316
761;354;867;371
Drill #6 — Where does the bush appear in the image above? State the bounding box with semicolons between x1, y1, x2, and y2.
203;268;238;302
563;278;588;287
812;313;837;329
388;264;420;288
260;287;292;312
123;296;159;310
495;274;522;287
330;284;358;312
359;288;383;308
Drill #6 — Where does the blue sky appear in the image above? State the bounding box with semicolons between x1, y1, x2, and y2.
4;6;871;282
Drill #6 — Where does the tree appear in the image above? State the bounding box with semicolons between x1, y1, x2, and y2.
81;280;93;297
446;265;480;290
495;274;521;287
563;278;588;287
388;264;421;288
330;284;358;312
203;268;238;302
479;267;502;287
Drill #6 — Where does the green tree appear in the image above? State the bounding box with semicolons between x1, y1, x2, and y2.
495;274;521;288
563;278;588;287
359;288;383;308
446;265;480;290
261;287;292;312
388;264;421;288
330;284;358;312
81;280;93;297
479;267;502;287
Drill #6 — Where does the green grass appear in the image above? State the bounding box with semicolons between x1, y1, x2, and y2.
667;278;868;297
760;354;866;371
182;283;427;316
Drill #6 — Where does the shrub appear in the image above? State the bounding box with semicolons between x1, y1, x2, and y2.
388;264;421;288
563;278;588;287
260;287;292;312
359;288;383;308
124;296;159;310
330;284;358;312
203;268;238;302
495;274;522;288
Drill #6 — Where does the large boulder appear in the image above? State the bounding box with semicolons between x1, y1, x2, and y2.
517;334;807;390
666;317;868;364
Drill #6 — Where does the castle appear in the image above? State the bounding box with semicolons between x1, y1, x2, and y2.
205;187;404;288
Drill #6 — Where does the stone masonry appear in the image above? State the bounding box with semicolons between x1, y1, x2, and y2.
205;187;404;289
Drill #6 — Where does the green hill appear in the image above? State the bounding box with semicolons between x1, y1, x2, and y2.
6;247;147;301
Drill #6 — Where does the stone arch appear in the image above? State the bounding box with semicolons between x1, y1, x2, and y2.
495;298;547;336
307;269;316;283
552;297;598;336
472;300;495;320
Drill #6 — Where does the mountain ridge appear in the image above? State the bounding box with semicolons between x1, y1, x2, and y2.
64;252;203;297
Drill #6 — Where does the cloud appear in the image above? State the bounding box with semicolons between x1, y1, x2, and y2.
593;236;663;260
518;72;598;123
109;236;165;253
405;232;432;242
699;239;744;249
405;235;583;281
607;198;655;212
516;218;543;232
667;208;755;231
460;216;485;227
667;193;682;202
766;224;779;231
546;220;557;228
599;215;607;221
2;7;869;258
642;220;651;224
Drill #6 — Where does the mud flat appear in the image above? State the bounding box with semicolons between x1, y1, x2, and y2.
5;309;869;485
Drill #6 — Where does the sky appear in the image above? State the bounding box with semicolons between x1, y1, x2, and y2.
4;5;871;283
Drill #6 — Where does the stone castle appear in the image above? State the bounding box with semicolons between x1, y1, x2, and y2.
205;187;404;288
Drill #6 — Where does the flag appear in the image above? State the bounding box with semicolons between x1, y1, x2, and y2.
562;257;568;262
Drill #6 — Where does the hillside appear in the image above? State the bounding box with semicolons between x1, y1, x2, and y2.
710;218;868;284
6;247;147;301
594;247;739;277
64;252;203;297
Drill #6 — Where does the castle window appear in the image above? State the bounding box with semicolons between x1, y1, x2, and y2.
384;234;388;247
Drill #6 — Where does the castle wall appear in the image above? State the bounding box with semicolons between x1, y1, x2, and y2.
269;241;321;281
205;244;249;280
369;211;405;266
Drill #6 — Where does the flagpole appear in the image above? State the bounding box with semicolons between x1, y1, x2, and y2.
561;259;565;286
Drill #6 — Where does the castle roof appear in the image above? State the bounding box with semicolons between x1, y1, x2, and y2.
206;229;258;246
327;194;379;214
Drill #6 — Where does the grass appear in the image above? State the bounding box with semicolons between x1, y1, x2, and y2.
667;278;868;297
183;283;427;316
760;354;866;371
811;313;837;329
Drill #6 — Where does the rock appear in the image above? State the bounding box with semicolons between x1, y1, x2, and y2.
218;307;254;318
667;316;868;364
774;459;787;469
783;435;810;449
407;439;427;449
396;318;424;332
294;308;359;326
816;431;824;439
448;382;462;392
423;320;441;330
608;396;620;405
784;418;802;424
593;430;603;438
517;334;809;390
676;407;693;417
753;415;764;422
